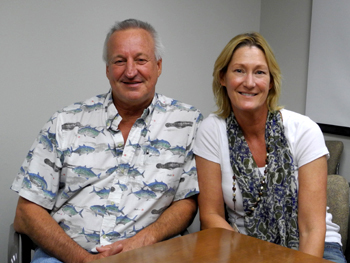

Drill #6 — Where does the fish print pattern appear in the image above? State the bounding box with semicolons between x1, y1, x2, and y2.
11;91;202;252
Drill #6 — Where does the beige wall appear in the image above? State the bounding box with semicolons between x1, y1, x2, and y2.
260;0;350;182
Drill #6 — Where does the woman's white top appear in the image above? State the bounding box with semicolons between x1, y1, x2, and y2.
194;109;342;245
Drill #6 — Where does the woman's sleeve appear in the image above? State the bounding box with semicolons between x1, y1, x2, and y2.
193;115;221;164
293;116;329;168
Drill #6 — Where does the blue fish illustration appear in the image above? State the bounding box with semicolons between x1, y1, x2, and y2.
167;145;186;156
58;147;73;163
164;187;176;197
43;189;56;200
116;181;128;191
81;228;99;244
27;172;48;190
45;128;58;147
90;205;107;217
128;140;141;151
19;166;26;176
38;134;53;152
106;204;125;216
62;204;83;217
73;144;95;155
134;119;146;128
141;127;149;137
72;166;101;179
185;189;199;198
116;215;137;225
149;137;171;150
63;147;73;157
131;225;144;234
61;191;70;200
83;102;104;112
102;230;121;242
64;107;83;115
172;103;188;111
154;102;166;113
22;177;32;189
196;113;203;123
185;150;194;162
128;167;144;178
143;180;168;193
59;221;71;232
106;144;123;157
170;99;179;106
119;163;133;173
106;166;118;175
141;145;160;156
130;188;157;200
47;116;57;124
78;125;105;138
184;167;197;176
61;186;82;199
26;150;34;163
90;186;110;199
96;93;108;99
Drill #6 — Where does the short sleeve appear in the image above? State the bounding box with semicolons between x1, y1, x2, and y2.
282;109;329;168
193;114;222;164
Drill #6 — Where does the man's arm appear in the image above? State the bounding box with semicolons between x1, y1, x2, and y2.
14;197;122;263
97;196;197;253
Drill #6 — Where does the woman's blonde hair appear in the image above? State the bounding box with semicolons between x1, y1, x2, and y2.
213;32;283;118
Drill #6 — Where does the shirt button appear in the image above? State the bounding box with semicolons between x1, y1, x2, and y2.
111;187;115;192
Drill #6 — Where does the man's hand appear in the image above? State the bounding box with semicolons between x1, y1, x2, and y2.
96;197;197;255
96;231;156;254
83;244;123;262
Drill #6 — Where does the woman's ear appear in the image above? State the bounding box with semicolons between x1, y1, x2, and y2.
220;72;226;87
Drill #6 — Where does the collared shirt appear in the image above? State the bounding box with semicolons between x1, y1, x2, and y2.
11;90;202;252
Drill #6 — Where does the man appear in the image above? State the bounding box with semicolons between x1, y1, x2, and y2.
11;18;202;262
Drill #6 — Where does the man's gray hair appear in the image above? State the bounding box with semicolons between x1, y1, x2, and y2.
103;18;165;64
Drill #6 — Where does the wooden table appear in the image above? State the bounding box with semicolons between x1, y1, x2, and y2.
92;228;332;262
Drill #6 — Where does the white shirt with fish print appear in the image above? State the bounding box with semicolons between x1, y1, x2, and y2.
11;90;203;252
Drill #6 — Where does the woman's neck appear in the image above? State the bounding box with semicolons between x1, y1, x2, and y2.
233;108;269;167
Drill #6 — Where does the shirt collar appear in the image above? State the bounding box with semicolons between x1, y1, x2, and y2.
104;90;158;129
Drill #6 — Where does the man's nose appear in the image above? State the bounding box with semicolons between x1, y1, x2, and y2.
125;60;137;78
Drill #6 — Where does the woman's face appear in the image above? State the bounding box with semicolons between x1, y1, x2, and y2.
220;46;271;115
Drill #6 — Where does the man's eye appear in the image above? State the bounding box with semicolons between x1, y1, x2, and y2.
136;59;147;64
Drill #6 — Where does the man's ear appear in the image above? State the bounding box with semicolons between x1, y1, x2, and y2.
157;59;162;77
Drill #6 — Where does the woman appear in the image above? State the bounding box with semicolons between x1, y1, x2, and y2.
194;32;346;263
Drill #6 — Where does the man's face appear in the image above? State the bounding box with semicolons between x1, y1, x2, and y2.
106;28;162;111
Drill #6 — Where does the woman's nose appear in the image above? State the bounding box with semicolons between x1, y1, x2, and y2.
244;73;256;88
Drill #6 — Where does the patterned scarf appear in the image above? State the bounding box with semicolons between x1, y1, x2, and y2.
226;110;299;249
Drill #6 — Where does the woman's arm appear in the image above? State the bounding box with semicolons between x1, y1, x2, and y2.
297;155;327;257
196;155;234;231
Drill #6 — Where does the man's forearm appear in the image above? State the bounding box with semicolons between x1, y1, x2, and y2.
14;197;93;263
136;197;198;243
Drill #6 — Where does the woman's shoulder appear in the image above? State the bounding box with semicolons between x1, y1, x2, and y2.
280;109;319;130
201;113;225;126
197;113;226;139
